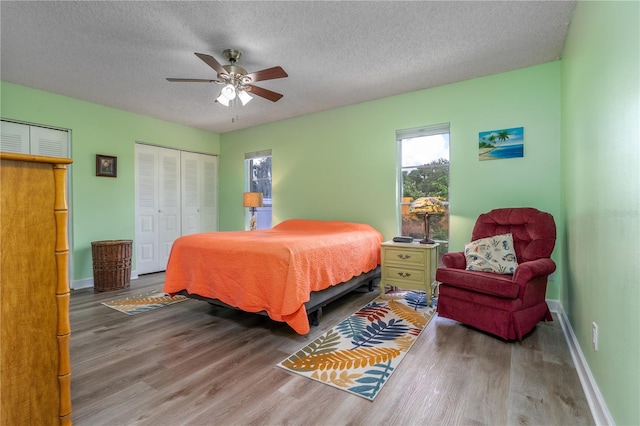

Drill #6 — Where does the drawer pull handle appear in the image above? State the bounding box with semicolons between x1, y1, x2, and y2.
397;272;411;278
397;254;411;260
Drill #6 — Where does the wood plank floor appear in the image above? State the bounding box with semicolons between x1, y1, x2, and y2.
70;273;594;425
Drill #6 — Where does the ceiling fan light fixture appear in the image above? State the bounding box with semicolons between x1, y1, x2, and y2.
238;90;253;106
216;93;230;106
168;50;287;106
221;83;237;100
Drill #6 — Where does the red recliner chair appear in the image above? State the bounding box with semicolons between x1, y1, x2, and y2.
436;208;556;340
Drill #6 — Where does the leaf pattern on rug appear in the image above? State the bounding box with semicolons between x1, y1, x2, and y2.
288;328;342;361
109;294;185;306
348;360;394;398
393;334;417;352
102;291;187;315
388;300;431;329
351;318;410;348
311;369;363;387
404;291;431;308
353;301;392;322
278;291;436;401
335;315;368;339
282;346;402;372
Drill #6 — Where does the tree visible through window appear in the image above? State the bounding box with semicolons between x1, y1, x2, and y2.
397;126;450;247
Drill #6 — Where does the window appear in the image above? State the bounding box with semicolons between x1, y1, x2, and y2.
245;149;272;229
397;124;450;250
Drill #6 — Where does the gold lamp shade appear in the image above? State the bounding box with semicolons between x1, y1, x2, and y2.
243;192;264;208
409;197;446;244
409;197;446;215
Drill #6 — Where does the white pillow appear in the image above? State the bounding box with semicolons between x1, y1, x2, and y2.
465;233;518;274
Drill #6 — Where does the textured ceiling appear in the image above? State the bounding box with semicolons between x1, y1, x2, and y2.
1;1;576;133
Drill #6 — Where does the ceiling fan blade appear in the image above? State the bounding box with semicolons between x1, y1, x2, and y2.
245;66;288;83
194;52;228;76
247;85;283;102
166;78;217;83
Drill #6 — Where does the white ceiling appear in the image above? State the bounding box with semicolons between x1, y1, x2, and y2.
1;1;576;134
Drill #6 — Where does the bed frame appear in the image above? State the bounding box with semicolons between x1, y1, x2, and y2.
176;266;381;328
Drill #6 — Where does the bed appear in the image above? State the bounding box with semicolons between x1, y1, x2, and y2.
163;219;383;334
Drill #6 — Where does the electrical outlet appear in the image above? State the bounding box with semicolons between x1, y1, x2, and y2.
592;322;599;351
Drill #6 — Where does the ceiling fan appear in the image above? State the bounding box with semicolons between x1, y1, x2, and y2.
166;49;288;106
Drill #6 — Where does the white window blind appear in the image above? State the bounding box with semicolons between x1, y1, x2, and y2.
396;123;450;141
244;149;272;160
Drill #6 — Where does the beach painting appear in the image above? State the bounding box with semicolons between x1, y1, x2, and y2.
478;127;524;161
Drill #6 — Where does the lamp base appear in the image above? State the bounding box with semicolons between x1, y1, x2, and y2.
421;214;434;245
249;207;257;231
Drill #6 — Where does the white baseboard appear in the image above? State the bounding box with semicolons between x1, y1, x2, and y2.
71;277;93;290
547;299;615;425
71;270;139;291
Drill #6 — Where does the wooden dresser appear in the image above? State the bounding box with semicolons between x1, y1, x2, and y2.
0;152;73;425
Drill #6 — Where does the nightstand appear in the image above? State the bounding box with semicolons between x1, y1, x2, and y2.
380;240;439;305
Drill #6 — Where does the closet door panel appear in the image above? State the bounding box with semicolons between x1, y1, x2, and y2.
30;126;69;158
158;148;181;268
135;144;160;274
201;154;218;232
0;121;30;153
181;151;200;236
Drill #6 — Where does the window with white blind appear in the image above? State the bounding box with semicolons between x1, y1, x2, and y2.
245;149;272;229
396;124;450;246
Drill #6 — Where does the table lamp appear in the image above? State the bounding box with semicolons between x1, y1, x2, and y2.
243;192;264;230
409;196;446;244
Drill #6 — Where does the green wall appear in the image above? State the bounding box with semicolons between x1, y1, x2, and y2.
0;82;220;283
562;1;640;424
220;62;563;298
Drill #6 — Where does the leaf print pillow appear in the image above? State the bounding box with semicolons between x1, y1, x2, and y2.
464;233;518;274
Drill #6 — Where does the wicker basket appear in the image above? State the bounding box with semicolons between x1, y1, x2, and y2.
91;240;133;292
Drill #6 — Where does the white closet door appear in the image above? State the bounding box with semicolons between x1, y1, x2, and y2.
0;121;69;157
0;121;30;153
180;151;200;236
181;152;218;235
30;126;69;158
158;148;181;267
135;144;216;274
135;144;160;274
201;154;218;232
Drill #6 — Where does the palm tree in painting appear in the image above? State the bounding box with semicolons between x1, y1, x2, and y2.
479;129;512;154
479;134;497;149
495;129;512;145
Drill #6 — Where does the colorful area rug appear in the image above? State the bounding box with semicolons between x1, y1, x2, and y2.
102;290;187;315
278;291;436;401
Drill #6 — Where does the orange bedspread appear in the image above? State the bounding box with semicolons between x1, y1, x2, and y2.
163;219;383;334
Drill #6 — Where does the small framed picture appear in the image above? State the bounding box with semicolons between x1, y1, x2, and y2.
96;154;117;177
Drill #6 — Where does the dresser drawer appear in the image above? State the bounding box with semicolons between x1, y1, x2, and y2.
382;246;427;268
383;265;427;285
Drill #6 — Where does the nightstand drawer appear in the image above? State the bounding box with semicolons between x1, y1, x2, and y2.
383;265;426;285
382;247;427;268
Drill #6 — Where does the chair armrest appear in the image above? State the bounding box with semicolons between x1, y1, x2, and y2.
513;258;556;284
442;251;466;269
